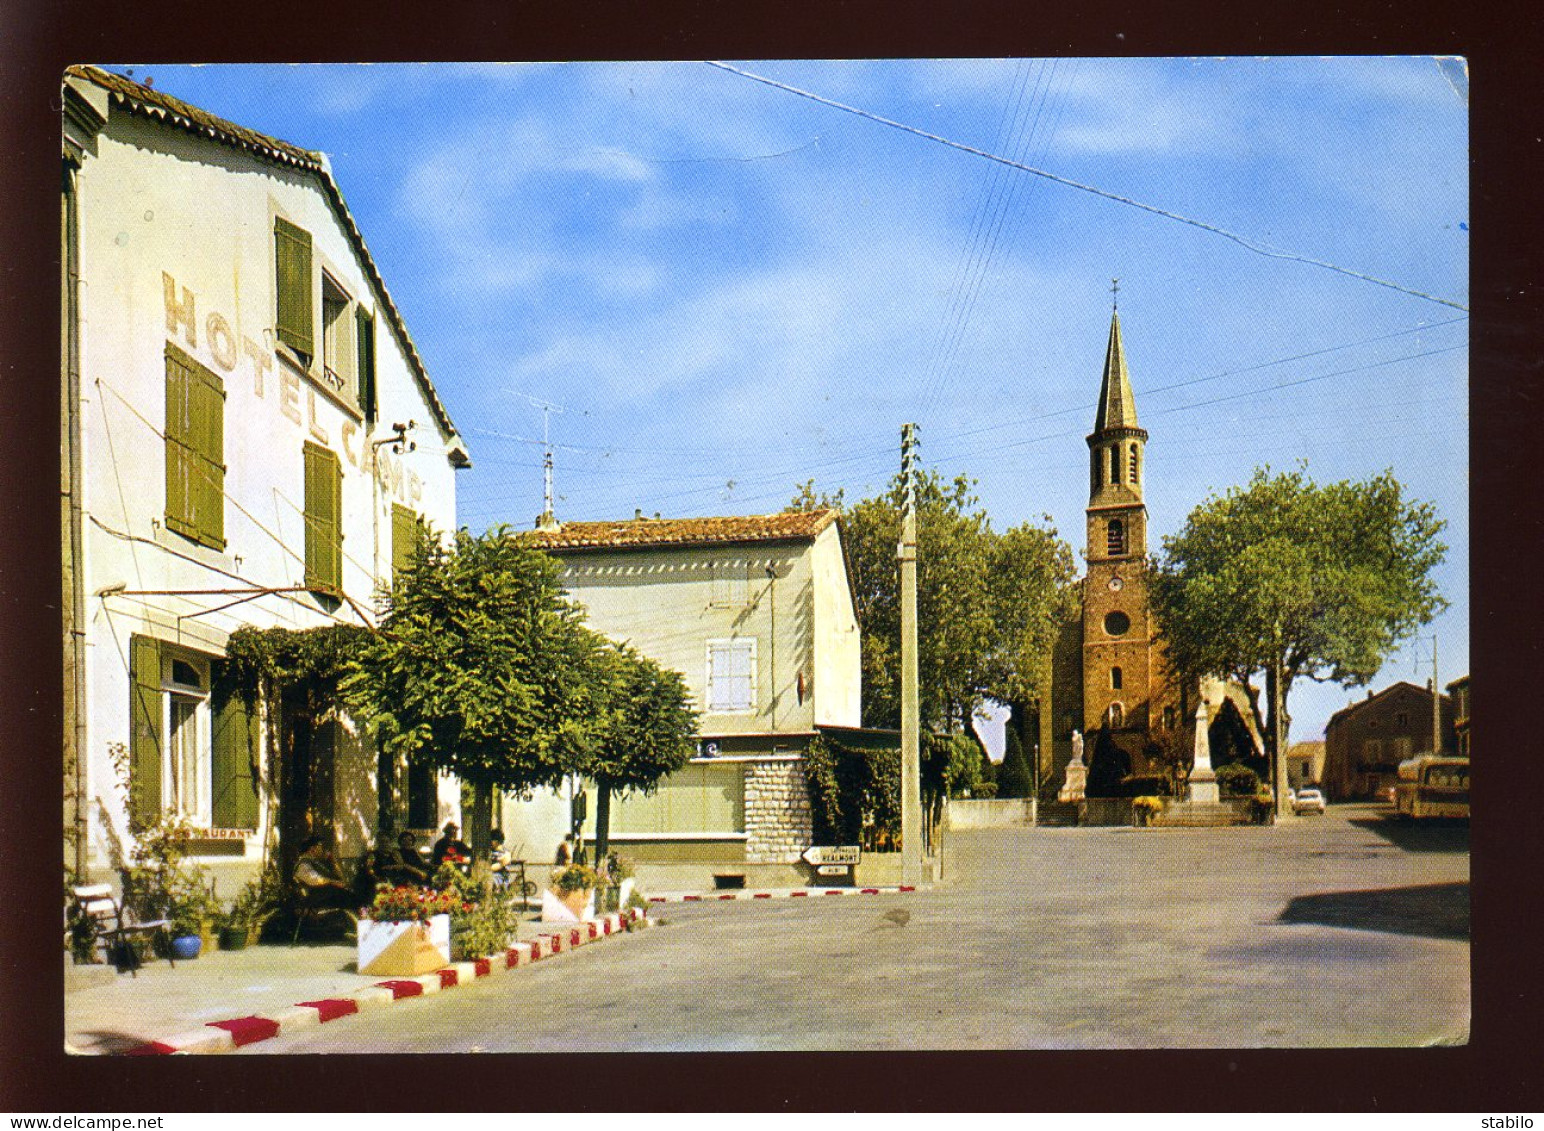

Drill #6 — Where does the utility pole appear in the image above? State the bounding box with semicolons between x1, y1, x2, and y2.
898;423;922;884
1272;622;1291;819
1430;635;1441;757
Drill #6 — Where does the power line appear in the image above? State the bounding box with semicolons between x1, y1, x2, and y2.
704;61;1469;313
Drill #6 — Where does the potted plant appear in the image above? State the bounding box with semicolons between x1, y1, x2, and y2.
357;884;457;977
222;865;281;949
543;863;599;921
1131;795;1164;827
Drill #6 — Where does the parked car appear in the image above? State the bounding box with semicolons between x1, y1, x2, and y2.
1293;787;1326;814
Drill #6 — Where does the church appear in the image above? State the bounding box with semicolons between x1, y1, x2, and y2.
1039;302;1262;799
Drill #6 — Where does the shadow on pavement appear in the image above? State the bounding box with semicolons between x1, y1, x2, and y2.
1278;882;1469;941
1350;817;1470;854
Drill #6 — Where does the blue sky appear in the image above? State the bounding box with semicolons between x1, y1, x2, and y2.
116;58;1469;743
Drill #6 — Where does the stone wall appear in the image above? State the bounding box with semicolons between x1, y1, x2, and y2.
744;758;814;863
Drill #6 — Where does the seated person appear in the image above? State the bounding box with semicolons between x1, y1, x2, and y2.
375;831;433;887
488;829;514;885
430;821;472;870
293;835;357;911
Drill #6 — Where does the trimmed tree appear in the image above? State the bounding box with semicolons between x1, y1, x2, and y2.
343;525;605;861
996;726;1033;799
585;642;699;864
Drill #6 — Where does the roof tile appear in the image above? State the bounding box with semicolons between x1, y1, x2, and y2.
523;510;839;551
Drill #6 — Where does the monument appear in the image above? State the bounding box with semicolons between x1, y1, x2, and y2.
1187;701;1220;804
1059;730;1088;802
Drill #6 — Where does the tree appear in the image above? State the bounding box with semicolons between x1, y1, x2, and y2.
585;642;699;864
817;470;1075;735
996;727;1033;798
1150;467;1446;809
343;525;606;861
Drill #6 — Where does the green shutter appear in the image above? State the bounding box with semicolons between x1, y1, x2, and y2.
164;346;194;540
275;217;313;358
391;503;418;578
129;635;163;830
304;442;343;593
165;344;225;550
356;308;376;422
210;679;260;830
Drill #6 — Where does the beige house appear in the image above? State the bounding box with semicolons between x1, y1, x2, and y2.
514;510;862;883
62;67;469;887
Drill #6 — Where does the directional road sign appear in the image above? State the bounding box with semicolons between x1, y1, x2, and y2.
802;845;860;867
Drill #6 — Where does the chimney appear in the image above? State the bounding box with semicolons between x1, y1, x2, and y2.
635;508;644;520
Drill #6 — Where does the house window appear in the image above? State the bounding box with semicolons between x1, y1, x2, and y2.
1104;610;1131;636
1392;736;1412;762
356;308;377;422
710;559;749;608
392;503;423;578
1129;443;1139;484
129;638;258;831
164;342;226;551
1107;519;1126;556
1396;711;1408;727
274;216;314;361
1109;702;1125;728
321;273;354;401
1111;666;1123;690
303;442;344;594
707;638;757;713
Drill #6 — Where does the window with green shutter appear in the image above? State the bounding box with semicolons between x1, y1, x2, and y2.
275;216;314;360
164;342;226;550
391;503;422;578
129;635;163;831
210;675;260;830
303;442;343;594
356;307;377;422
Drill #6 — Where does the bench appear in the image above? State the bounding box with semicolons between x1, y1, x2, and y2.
68;884;172;975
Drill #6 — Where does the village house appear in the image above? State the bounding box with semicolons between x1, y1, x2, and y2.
1322;680;1457;801
62;67;470;890
510;510;863;887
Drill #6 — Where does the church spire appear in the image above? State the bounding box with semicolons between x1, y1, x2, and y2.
1093;307;1139;433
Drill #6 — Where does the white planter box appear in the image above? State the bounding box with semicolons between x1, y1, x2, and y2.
357;914;451;977
541;887;595;922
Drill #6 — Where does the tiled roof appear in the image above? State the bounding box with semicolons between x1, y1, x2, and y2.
524;509;840;551
64;65;465;461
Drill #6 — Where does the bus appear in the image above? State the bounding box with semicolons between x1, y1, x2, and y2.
1392;755;1469;820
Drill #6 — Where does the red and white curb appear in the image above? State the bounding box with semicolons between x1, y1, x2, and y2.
118;909;654;1055
649;885;918;903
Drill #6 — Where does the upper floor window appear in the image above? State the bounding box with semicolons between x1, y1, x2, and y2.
1111;666;1123;690
164;342;226;551
707;638;756;713
356;308;377;422
1107;518;1126;557
392;503;424;579
303;442;343;595
321;273;355;400
710;559;749;608
275;217;314;362
1091;450;1102;492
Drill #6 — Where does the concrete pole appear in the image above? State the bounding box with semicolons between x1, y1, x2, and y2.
1273;641;1291;819
898;424;922;885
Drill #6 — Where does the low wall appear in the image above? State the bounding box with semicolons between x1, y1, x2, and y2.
1080;798;1134;826
945;799;1037;829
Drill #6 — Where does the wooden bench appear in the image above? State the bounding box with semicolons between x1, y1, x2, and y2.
68;884;172;975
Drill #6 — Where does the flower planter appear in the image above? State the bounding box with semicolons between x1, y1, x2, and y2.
540;887;595;922
218;925;248;951
170;934;203;961
357;914;451;977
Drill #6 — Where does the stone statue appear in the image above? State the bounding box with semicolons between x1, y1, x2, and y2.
1059;729;1088;802
1187;701;1219;804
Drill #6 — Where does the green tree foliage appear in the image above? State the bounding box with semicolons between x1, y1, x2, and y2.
1151;467;1447;762
816;470;1075;733
996;726;1033;798
343;525;605;860
585;642;699;862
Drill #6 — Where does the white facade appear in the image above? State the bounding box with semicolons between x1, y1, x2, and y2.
63;68;468;881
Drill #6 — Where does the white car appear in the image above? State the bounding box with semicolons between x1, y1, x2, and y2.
1293;787;1326;814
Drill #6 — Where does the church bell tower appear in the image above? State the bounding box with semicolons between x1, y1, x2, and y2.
1081;292;1155;746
